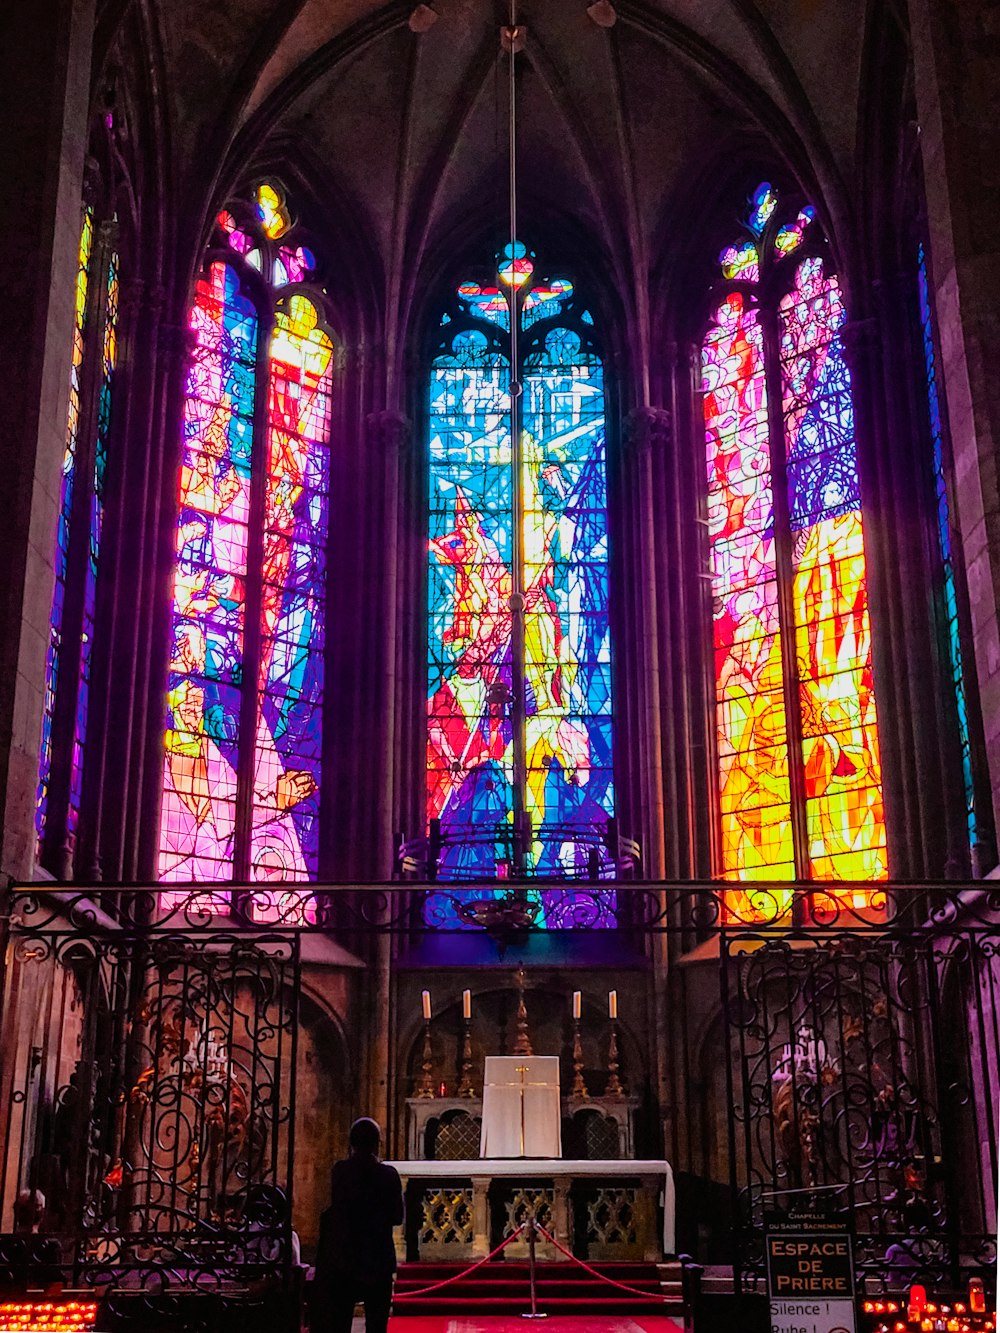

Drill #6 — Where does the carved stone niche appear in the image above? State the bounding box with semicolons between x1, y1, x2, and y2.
407;1098;484;1161
562;1095;639;1159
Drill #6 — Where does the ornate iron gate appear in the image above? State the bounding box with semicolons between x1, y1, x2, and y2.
0;890;301;1317
719;890;1000;1293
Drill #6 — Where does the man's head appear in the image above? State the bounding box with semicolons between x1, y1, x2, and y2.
349;1117;381;1156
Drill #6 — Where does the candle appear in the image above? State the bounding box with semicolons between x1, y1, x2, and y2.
422;989;431;1020
573;990;581;1020
609;989;617;1019
463;989;471;1019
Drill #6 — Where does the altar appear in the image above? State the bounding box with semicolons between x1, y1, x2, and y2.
387;1158;675;1264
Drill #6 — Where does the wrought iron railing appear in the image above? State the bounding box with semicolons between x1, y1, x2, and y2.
0;880;996;1312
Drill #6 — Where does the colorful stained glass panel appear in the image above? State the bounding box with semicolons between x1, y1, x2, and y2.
918;244;977;850
159;262;256;884
426;265;615;926
250;294;331;890
702;293;792;884
36;207;94;852
780;260;886;885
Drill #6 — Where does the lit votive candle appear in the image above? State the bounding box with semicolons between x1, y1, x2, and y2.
422;989;431;1020
463;989;471;1019
573;991;582;1020
609;990;618;1020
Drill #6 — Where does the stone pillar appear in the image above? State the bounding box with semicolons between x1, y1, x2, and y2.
365;409;411;1136
907;0;1000;842
0;0;96;883
622;405;677;1163
622;405;671;877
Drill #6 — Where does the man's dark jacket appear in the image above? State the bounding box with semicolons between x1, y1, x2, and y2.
315;1155;404;1285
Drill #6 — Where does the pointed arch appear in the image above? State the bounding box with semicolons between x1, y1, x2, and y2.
425;245;615;928
159;181;332;909
701;183;886;920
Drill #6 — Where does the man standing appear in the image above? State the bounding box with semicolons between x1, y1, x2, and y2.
313;1118;404;1333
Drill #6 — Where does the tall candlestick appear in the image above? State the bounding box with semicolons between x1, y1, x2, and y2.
416;1018;435;1098
607;1019;624;1097
573;990;581;1020
514;966;533;1056
422;989;431;1020
608;989;617;1020
457;1005;475;1097
571;1015;588;1099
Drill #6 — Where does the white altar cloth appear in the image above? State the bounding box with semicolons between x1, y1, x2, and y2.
480;1056;561;1158
386;1158;676;1255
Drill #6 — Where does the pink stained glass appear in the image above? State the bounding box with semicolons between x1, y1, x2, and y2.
158;262;256;886
249;294;331;891
702;293;794;884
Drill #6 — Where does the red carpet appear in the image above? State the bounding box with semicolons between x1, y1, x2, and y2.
392;1262;682;1319
389;1319;684;1333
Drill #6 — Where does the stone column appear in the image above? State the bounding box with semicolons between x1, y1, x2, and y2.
907;0;1000;842
0;0;96;884
622;405;671;877
365;409;411;1136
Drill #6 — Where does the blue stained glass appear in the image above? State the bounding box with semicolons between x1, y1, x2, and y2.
425;255;615;926
918;244;977;848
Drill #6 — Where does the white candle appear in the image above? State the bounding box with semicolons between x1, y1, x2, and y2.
463;989;471;1020
609;989;618;1020
573;991;582;1020
422;989;431;1020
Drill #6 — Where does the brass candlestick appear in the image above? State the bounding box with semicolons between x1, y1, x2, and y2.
514;965;533;1056
571;1018;589;1098
606;1021;625;1097
457;1019;475;1097
416;1019;435;1098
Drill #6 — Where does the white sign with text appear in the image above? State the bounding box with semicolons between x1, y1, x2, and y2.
769;1296;856;1333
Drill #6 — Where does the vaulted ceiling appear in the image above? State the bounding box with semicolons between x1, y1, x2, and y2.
135;0;903;357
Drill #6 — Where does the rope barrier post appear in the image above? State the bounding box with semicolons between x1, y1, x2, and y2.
521;1208;547;1319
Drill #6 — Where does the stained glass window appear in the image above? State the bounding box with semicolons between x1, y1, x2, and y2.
918;244;978;852
702;184;886;919
425;245;615;927
159;183;331;913
36;208;120;864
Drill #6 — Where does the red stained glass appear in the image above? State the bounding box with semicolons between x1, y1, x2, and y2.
703;186;887;917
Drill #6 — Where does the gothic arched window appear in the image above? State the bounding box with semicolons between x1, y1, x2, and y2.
701;184;886;916
36;204;120;872
425;244;615;926
158;182;332;911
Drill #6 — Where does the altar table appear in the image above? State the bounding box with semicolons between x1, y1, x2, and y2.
387;1158;675;1263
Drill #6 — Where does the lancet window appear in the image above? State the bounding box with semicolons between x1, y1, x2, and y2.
701;184;886;918
917;244;979;857
158;182;332;913
36;204;120;872
425;244;615;926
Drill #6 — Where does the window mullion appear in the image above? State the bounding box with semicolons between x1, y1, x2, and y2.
233;304;275;885
760;300;810;884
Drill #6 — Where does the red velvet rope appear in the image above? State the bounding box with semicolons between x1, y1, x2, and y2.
393;1224;527;1298
533;1224;670;1301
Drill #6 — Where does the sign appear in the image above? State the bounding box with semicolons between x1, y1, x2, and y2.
765;1210;857;1333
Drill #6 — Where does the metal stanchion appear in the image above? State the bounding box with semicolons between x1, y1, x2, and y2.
521;1208;548;1319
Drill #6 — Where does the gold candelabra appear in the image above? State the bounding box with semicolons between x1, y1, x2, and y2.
457;1017;475;1096
416;1019;435;1098
606;1021;625;1097
571;1017;589;1098
514;965;533;1056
